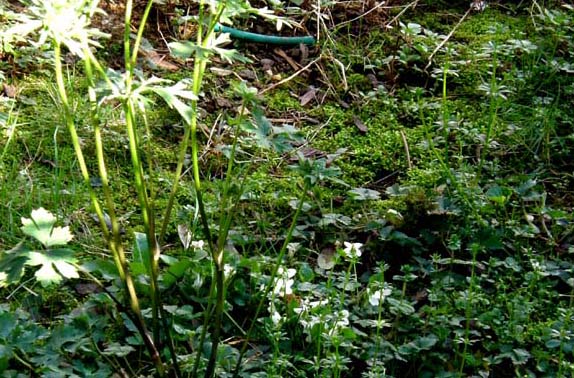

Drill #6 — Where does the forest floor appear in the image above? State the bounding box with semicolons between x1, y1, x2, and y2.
1;1;573;377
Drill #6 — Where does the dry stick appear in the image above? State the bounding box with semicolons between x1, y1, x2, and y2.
384;0;420;29
424;7;473;71
400;130;413;169
260;56;322;94
336;1;395;28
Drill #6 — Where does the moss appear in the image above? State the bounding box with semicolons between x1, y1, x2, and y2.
454;11;531;44
264;89;303;113
306;99;428;187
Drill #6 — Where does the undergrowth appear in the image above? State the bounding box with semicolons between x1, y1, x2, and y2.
0;1;573;377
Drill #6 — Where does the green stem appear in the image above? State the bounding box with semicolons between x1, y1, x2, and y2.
373;268;386;375
122;0;165;350
442;62;449;163
54;42;163;375
53;44;107;242
160;1;226;242
459;246;478;376
232;185;308;377
205;105;245;378
475;46;499;184
83;53;125;283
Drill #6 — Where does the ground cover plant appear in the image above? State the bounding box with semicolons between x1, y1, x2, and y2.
0;0;573;377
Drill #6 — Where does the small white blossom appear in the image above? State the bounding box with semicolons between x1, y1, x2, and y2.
224;264;235;278
287;242;301;257
190;240;205;250
333;309;350;328
270;309;282;325
293;298;323;315
342;242;363;260
300;314;322;332
369;287;392;307
272;267;296;297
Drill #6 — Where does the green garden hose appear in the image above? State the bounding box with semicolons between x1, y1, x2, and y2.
214;23;316;45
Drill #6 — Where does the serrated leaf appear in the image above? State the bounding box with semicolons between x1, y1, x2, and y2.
169;41;206;60
0;312;16;338
21;208;73;247
149;80;197;124
348;187;381;200
25;249;78;287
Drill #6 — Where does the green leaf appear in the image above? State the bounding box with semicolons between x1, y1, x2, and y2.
486;185;512;205
133;232;151;276
0;312;17;338
82;259;119;280
387;297;415;315
162;259;192;289
348;187;381;200
416;334;438;350
298;262;314;282
0;243;30;287
25;248;78;287
245;109;272;149
510;348;531;365
102;342;135;357
20;208;73;247
149;79;197;124
169;41;209;60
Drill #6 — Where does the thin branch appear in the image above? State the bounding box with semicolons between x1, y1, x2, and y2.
425;7;472;71
260;56;322;94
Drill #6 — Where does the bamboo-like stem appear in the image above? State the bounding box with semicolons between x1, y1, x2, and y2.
122;0;165;349
83;53;126;283
205;104;245;378
159;2;226;242
189;5;231;376
53;43;108;244
54;42;163;375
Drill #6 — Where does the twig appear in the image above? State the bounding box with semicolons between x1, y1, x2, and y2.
337;1;400;29
425;7;472;71
384;0;420;29
400;129;413;169
260;56;322;94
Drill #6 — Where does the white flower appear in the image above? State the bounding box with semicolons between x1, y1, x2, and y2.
273;267;296;297
270;309;282;325
333;309;350;328
293;298;323;315
190;240;205;250
287;242;301;257
267;302;283;326
369;287;392;307
224;264;235;278
342;241;363;259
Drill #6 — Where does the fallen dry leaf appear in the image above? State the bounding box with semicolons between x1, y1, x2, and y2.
353;116;368;133
3;83;17;98
299;87;317;106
